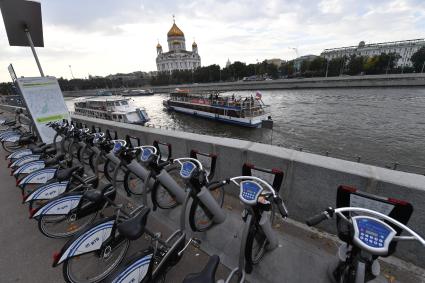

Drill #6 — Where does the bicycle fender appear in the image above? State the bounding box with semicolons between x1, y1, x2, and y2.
32;194;82;218
54;218;115;266
10;154;41;168
2;134;21;142
7;148;32;160
14;160;45;175
18;168;57;187
25;181;69;202
111;251;154;283
0;131;18;139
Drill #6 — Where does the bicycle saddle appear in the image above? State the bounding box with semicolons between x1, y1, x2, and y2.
28;142;46;150
182;255;219;283
83;184;114;203
44;153;65;167
117;207;150;240
4;120;16;126
55;166;83;181
19;134;35;144
31;144;51;154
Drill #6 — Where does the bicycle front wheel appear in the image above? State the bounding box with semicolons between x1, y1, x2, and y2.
153;166;183;209
104;159;115;181
245;223;269;268
63;239;129;283
69;141;80;161
189;185;224;232
124;171;145;195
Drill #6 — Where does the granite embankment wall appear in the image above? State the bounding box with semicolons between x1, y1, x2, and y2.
63;73;425;96
1;103;424;268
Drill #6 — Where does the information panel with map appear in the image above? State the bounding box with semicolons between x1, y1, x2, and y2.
16;76;70;144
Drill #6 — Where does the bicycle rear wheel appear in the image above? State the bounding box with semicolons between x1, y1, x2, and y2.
2;140;23;153
63;238;129;283
38;209;98;239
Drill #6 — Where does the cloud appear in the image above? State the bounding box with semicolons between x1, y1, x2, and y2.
1;0;424;82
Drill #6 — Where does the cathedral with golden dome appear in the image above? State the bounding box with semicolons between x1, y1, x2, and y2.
156;19;201;72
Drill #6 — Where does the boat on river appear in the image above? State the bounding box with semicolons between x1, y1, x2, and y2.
74;96;149;125
121;89;154;97
163;89;271;127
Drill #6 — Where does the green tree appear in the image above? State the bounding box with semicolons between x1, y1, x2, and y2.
327;57;346;76
363;53;400;74
308;57;326;76
300;60;310;74
347;55;366;75
0;82;15;95
231;61;248;80
279;61;294;77
411;46;425;72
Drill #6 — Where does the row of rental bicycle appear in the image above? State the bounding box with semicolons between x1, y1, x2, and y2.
1;110;424;283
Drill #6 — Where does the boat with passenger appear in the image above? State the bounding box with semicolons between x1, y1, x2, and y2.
74;96;150;125
163;89;271;127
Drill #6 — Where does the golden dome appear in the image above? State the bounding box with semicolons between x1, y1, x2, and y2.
167;23;184;37
156;43;162;48
192;41;197;47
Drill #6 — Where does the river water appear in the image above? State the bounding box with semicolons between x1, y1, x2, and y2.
66;87;425;174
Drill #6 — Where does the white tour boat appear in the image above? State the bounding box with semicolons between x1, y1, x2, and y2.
74;96;150;125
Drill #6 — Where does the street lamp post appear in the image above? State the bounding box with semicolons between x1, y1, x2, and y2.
421;60;425;73
69;65;75;79
386;53;392;75
325;59;330;77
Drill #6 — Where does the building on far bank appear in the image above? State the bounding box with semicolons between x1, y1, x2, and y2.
321;39;425;67
265;58;284;67
293;55;318;72
156;19;201;72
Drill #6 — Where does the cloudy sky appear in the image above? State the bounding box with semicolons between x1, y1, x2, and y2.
0;0;424;82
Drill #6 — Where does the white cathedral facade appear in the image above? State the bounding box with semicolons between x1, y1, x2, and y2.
156;20;201;72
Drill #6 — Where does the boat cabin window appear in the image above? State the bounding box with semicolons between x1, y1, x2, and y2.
113;114;117;119
115;102;120;106
121;101;128;105
107;102;113;106
118;115;122;119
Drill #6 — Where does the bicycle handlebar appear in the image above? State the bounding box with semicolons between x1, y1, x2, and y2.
207;179;230;191
306;209;332;226
230;176;277;197
274;196;288;218
306;207;425;246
